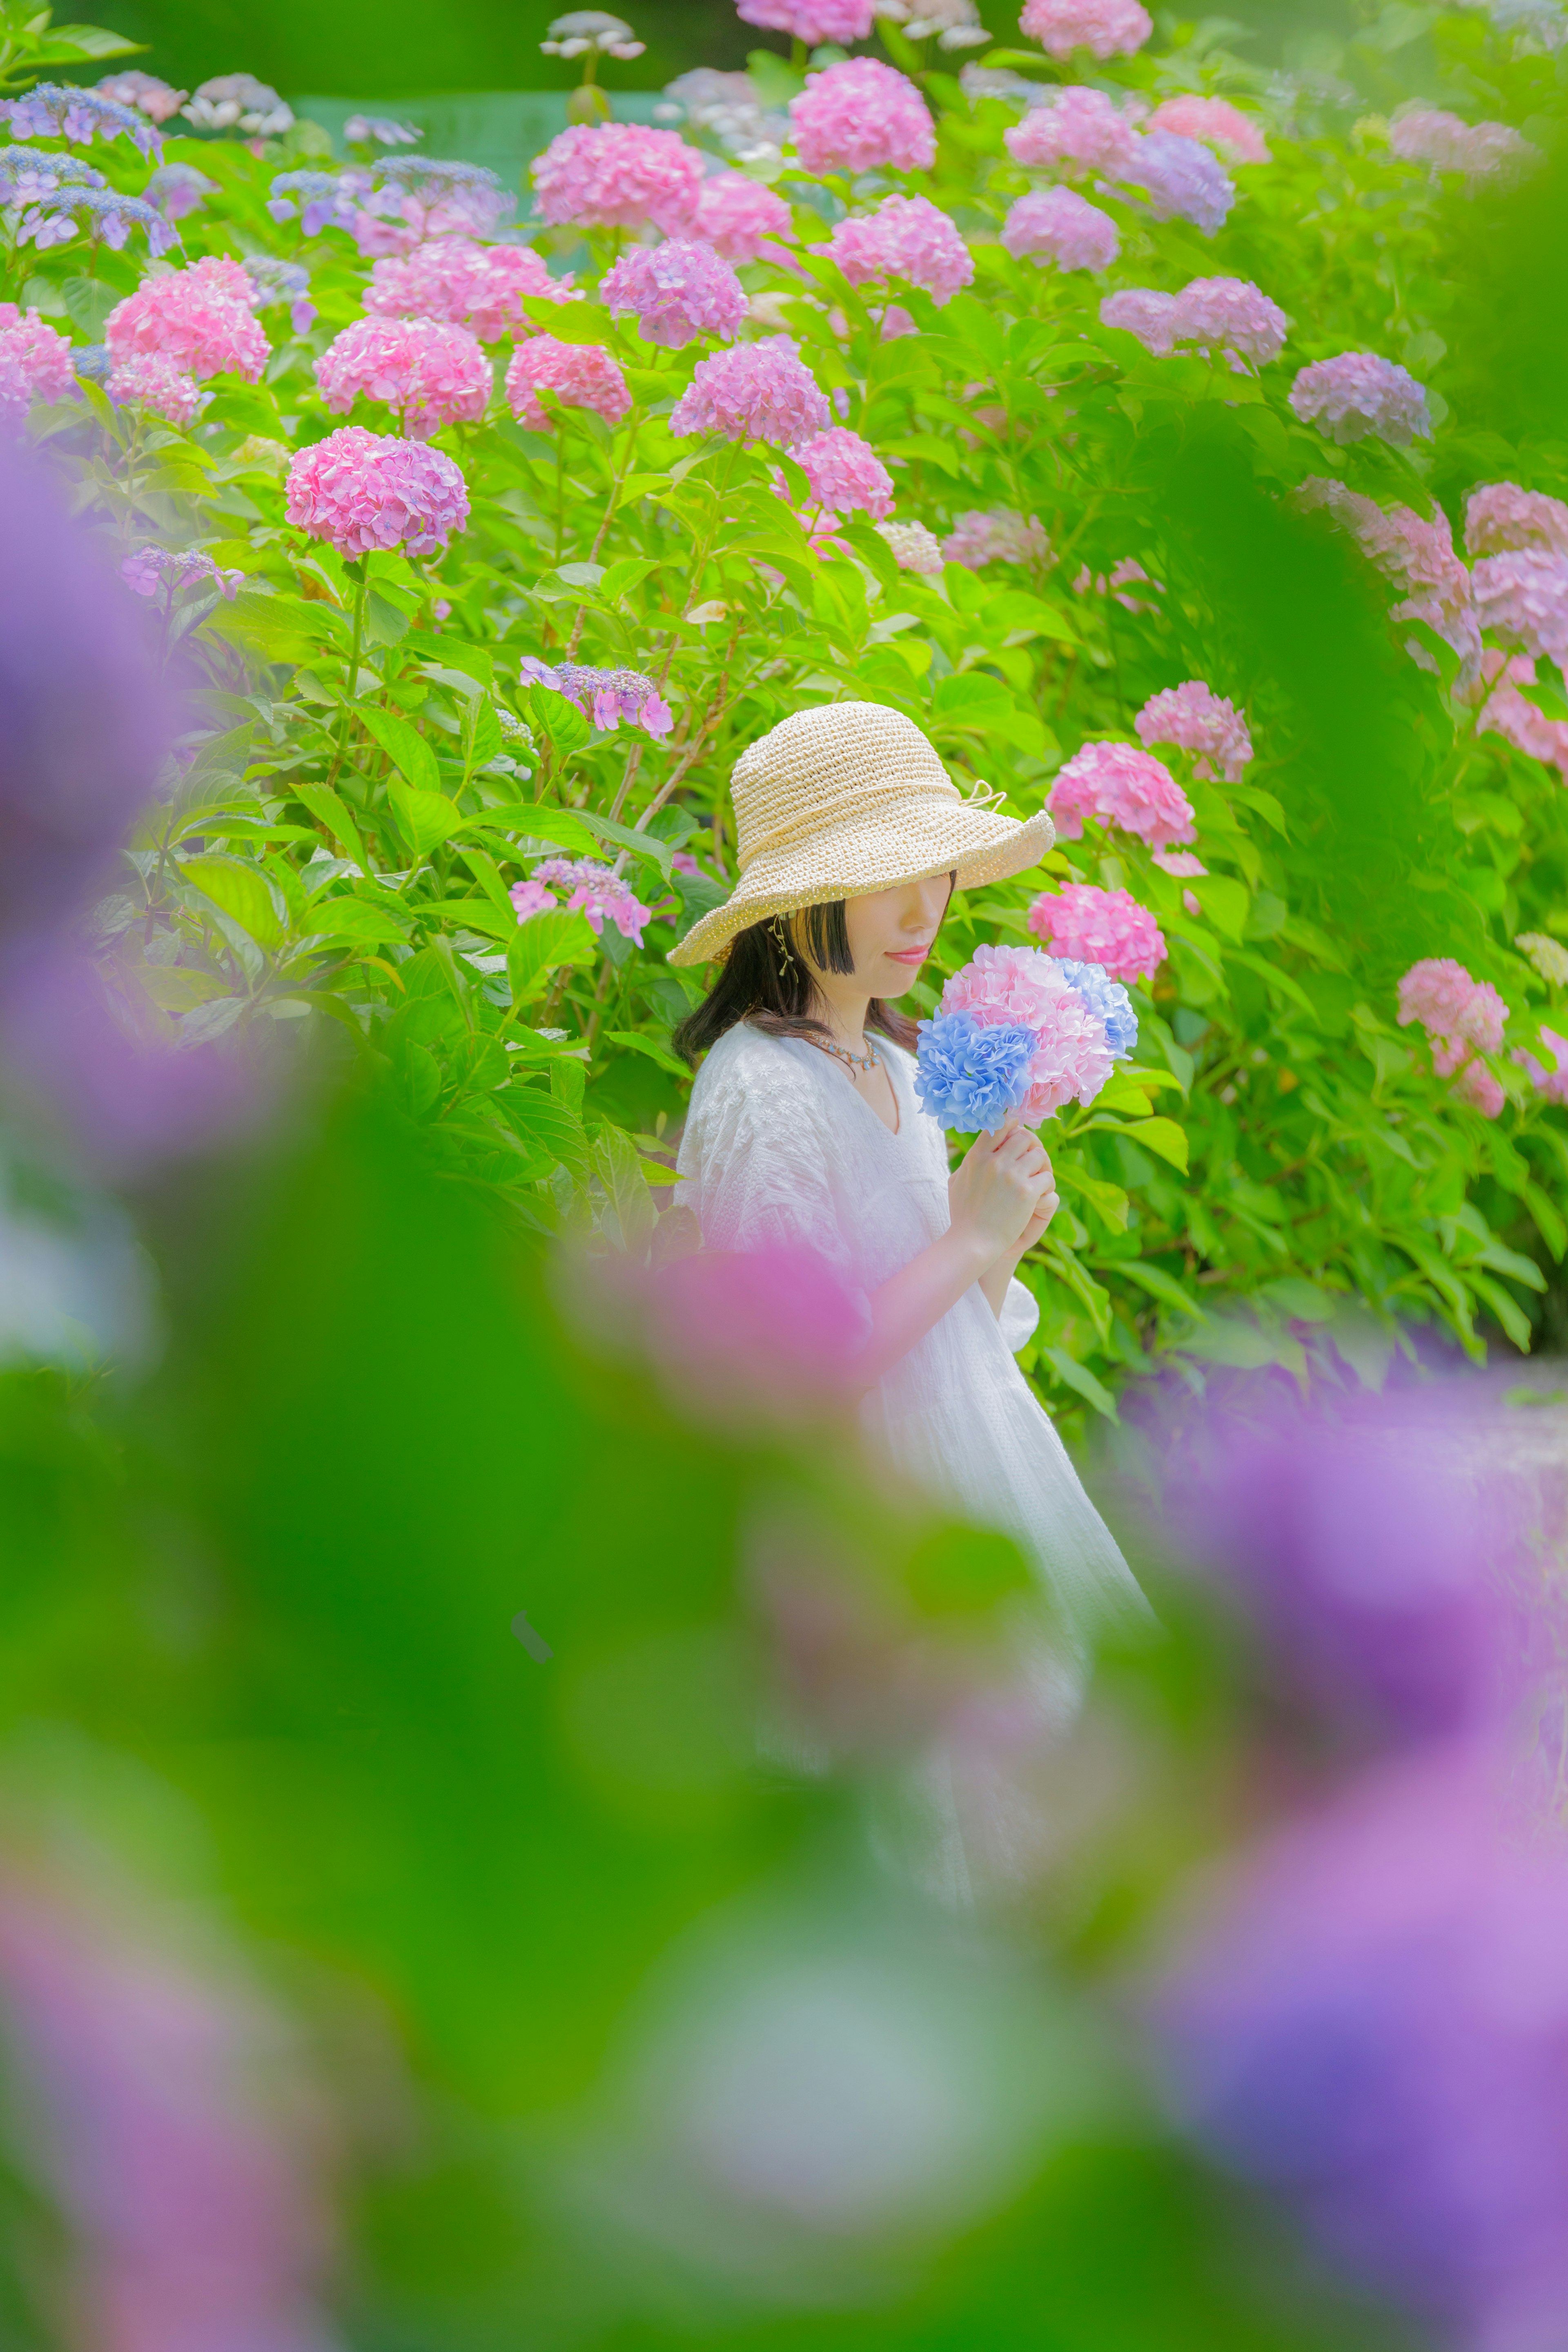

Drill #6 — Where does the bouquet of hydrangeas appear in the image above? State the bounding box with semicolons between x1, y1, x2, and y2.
914;944;1137;1133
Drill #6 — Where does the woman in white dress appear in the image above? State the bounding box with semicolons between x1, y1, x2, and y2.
669;701;1149;1664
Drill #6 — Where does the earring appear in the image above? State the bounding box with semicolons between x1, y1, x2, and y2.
771;913;798;976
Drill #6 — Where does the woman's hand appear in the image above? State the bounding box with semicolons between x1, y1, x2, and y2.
974;1144;1057;1319
947;1120;1054;1264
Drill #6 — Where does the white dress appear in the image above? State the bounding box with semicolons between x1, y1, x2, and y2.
675;1022;1150;1656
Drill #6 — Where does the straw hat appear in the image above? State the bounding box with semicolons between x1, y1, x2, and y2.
668;700;1055;968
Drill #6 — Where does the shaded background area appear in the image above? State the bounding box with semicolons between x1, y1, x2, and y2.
85;0;1359;100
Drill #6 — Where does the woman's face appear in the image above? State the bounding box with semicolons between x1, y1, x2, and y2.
840;875;953;998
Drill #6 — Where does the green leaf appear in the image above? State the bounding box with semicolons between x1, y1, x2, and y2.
305;897;414;947
357;703;441;797
420;897;517;940
180;855;284;952
461;693;504;779
1524;1181;1566;1262
499;1085;590;1178
590;1122;657;1260
1468;1271;1534;1352
524;684;592;751
293;784;368;872
929;670;1046;754
1115;1261;1207;1319
1042;1345;1120;1422
1098;1116;1189;1172
1192;873;1250;942
507;910;597;1003
599;557;662;604
575;808;675;876
605;1029;689;1082
1054;1165;1129;1233
389;785;463;861
461;803;599;857
46;23;143;57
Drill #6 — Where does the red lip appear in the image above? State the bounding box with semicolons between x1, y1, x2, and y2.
886;947;928;965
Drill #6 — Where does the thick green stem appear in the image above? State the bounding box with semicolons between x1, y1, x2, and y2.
327;572;369;787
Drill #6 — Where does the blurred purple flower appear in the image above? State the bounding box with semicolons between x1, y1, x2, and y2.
1151;1742;1568;2352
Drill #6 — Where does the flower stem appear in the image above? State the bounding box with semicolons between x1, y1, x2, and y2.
327;570;369;786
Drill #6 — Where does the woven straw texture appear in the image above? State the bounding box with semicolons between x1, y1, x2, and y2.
668;701;1055;967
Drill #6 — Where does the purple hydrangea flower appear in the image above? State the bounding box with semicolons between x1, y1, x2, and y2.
1054;959;1138;1057
15;187;177;258
146;162;219;222
120;545;243;603
1289;352;1432;447
521;656;674;737
266;170;359;238
0;80;162;157
1120;130;1235;232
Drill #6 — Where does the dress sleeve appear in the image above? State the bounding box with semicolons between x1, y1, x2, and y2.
676;1038;873;1336
998;1275;1040;1354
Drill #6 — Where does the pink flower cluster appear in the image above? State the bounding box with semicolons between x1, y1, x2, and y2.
1514;1026;1568;1105
602;239;746;348
364;236;565;341
1004;85;1138;176
941;942;1114;1119
531;122;704;236
1398;958;1510;1114
1465;482;1568;560
105;255;269;383
943;507;1051;567
106;350;205;427
1018;0;1152;58
1101;276;1286;364
1073;554;1156;609
827;194;974;306
505;336;630;430
790;58;935;176
0;303;75;422
1480;653;1568;779
670;336;831;445
737;0;874;38
1471;550;1568;671
1147;94;1271;164
316;315;491;438
286;425;470;559
1299;477;1481;678
878;519;946;572
1002;185;1120;272
1121;131;1235;233
1152;846;1207;913
792;426;894;522
1048;740;1196;849
694;172;794;263
527;856;653;945
521;657;673;737
1389;110;1535;180
1135;680;1253;780
1027;882;1166;985
1289;352;1431;446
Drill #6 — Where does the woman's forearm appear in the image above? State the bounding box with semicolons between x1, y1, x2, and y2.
978;1247;1027;1319
862;1226;995;1383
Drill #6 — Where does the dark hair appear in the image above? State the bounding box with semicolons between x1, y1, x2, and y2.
673;885;953;1067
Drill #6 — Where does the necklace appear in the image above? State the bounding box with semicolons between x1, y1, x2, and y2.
808;1033;880;1077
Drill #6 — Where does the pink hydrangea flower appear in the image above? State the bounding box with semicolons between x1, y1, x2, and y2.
316;315;491;438
1004;85;1138;176
941;941;1115;1119
1121;129;1235;233
106;350;203;427
1100;287;1180;354
827;194;974;306
601;239;746;349
1290;352;1432;446
1027;882;1166;985
1465;481;1568;561
1390;110;1536;180
790;58;935;176
1018;0;1152;58
694;172;795;263
1147;94;1271;164
1002;185;1119;272
1450;1058;1505;1116
1471;549;1568;670
510;875;557;920
1074;555;1157;610
530;122;704;236
286;425;470;559
1172;275;1287;364
1152;846;1207;914
1048;740;1196;849
1480;653;1568;779
670;336;831;444
1397;960;1510;1105
793;426;894;521
1513;1026;1568;1105
1136;680;1253;780
737;0;875;38
0;303;75;409
521;658;673;737
364;236;566;341
1300;477;1481;679
943;507;1051;567
878;519;945;572
96;68;187;123
505;335;630;430
105;256;269;383
532;855;652;944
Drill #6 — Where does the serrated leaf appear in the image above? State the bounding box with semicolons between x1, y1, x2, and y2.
357;703;441;796
575;808;674;876
180;855;284;952
460;803;599;858
508;909;598;1002
499;1085;589;1176
590;1122;656;1259
293;784;368;873
389;784;463;861
605;1029;688;1081
305;897;414;947
524;683;592;751
1117;1116;1189;1172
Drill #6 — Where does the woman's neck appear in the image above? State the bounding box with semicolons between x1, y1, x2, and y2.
810;977;875;1051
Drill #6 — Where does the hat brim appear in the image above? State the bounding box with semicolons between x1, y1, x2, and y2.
667;796;1056;968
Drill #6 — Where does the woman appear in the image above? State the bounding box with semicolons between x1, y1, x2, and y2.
671;702;1148;1659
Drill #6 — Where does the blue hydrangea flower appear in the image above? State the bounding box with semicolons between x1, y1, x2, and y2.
914;1011;1037;1134
1057;960;1138;1060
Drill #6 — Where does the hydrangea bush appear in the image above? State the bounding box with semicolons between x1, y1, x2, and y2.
7;0;1568;1432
